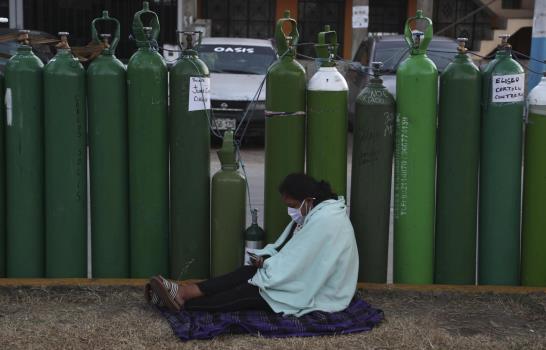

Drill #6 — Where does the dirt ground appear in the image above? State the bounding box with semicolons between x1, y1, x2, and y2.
0;285;545;350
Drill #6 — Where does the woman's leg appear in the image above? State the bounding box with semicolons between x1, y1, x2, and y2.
184;282;272;312
195;265;257;295
175;265;258;305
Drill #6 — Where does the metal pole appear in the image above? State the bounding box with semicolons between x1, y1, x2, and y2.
177;0;184;31
16;0;23;28
8;0;14;28
529;0;546;90
8;0;20;29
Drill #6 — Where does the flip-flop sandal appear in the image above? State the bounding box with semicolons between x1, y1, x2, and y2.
158;275;186;308
144;282;164;307
150;276;181;312
146;276;183;308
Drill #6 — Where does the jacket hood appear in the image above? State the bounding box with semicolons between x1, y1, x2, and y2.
303;198;347;225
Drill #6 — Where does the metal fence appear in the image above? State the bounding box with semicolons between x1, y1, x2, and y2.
202;0;276;38
368;0;407;34
297;0;345;57
433;0;492;51
23;0;177;60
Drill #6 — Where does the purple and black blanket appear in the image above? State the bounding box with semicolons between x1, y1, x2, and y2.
158;298;384;341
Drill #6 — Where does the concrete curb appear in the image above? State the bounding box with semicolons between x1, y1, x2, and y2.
360;283;546;294
0;279;198;287
0;279;544;293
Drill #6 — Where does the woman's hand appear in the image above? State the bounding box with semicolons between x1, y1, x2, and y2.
251;255;264;268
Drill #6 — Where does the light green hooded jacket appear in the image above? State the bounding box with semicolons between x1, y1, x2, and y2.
249;198;359;316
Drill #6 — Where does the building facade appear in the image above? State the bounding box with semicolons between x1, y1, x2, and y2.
4;0;534;59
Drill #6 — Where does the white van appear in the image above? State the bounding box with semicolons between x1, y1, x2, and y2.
197;37;277;139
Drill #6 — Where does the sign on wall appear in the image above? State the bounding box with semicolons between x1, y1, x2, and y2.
352;5;369;29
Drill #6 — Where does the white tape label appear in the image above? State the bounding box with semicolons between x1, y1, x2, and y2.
492;73;525;103
5;88;12;126
188;76;211;111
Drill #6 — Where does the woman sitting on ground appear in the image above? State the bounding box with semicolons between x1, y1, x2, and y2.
147;173;359;316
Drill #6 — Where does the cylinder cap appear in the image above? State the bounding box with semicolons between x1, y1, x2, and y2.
251;209;259;225
132;1;160;46
456;37;468;53
499;34;511;49
177;30;202;53
99;33;111;48
56;32;70;49
404;10;433;54
274;9;299;57
315;25;338;67
92;10;121;55
143;26;153;40
411;31;424;50
371;61;383;78
217;130;238;170
17;30;30;45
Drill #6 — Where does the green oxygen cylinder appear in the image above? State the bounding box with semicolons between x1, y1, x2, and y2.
5;30;44;277
479;34;524;286
264;10;306;243
435;38;480;285
87;12;129;278
394;11;438;284
44;32;87;277
244;209;265;265
350;62;395;283
128;1;169;278
211;131;246;277
307;26;348;196
522;74;546;286
0;59;5;277
169;31;210;279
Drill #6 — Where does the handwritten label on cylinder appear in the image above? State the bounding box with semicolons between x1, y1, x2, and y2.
394;113;409;219
5;88;12;126
189;77;211;111
492;73;524;103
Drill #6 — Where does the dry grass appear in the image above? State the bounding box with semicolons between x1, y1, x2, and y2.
0;286;545;349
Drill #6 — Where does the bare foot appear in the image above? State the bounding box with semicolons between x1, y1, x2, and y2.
175;285;186;306
175;283;204;306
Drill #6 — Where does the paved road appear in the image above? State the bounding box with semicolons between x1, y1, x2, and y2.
213;135;394;282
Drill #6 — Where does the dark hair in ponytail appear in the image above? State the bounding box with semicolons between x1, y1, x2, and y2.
278;173;338;205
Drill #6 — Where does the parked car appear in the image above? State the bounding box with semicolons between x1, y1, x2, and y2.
0;29;56;71
346;35;459;123
197;37;277;140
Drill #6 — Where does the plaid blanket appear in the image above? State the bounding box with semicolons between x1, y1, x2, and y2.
158;298;384;341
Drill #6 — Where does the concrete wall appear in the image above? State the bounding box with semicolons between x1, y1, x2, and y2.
178;0;197;31
351;0;369;59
